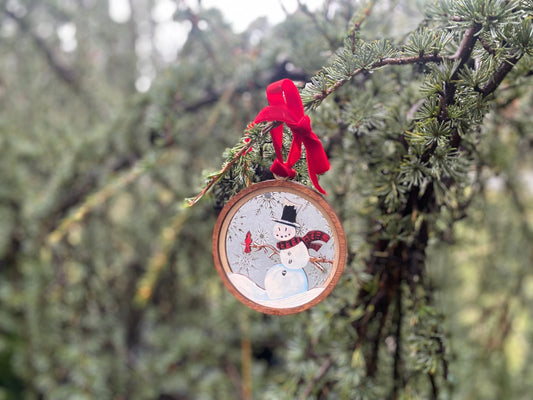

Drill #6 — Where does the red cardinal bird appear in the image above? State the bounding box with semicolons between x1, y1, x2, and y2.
244;231;252;253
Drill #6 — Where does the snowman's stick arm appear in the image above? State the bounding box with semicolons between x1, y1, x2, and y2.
251;243;279;258
309;257;333;273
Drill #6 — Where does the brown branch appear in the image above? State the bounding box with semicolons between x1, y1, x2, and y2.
450;23;483;65
299;357;333;400
310;53;444;106
480;54;522;97
429;372;438;400
392;275;404;398
309;256;333;272
377;54;445;66
442;23;483;122
478;36;497;56
222;356;243;397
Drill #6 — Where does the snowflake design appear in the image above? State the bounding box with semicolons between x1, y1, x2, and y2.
255;192;283;218
253;226;270;245
234;252;253;275
296;221;309;238
227;212;248;242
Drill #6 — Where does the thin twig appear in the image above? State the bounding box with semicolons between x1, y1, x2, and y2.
309;257;333;272
250;243;279;259
450;23;482;63
186;122;279;206
309;53;445;106
250;243;332;272
347;0;377;44
309;21;486;109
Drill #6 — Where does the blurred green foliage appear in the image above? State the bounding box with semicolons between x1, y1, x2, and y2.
0;0;532;399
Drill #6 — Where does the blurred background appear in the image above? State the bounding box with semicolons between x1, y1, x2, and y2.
1;0;532;399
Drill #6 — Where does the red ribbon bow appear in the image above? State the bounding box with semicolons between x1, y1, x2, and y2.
254;79;330;194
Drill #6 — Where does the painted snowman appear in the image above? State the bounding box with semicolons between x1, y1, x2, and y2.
264;201;330;300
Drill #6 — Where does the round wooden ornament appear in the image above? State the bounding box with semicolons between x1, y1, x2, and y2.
212;180;346;315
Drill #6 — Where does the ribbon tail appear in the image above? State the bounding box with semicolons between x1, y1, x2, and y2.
269;124;285;163
304;136;330;195
309;169;327;195
308;168;327;194
304;135;330;174
254;107;296;125
269;135;302;180
285;135;303;169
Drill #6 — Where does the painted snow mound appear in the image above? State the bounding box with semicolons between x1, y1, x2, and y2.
228;273;325;308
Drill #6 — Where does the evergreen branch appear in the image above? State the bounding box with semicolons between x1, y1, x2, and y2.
306;53;444;109
377;54;445;65
478;36;497;55
450;23;483;65
186;122;279;207
480;53;523;96
401;23;480;151
347;0;377;44
47;152;165;246
305;22;484;109
134;207;191;306
440;23;483;146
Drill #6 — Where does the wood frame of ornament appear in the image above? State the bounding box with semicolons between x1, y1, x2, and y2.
212;180;347;315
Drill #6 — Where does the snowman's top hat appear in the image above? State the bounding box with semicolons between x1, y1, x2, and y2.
272;202;301;228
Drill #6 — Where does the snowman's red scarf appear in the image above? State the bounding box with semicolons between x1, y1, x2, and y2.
277;230;330;252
